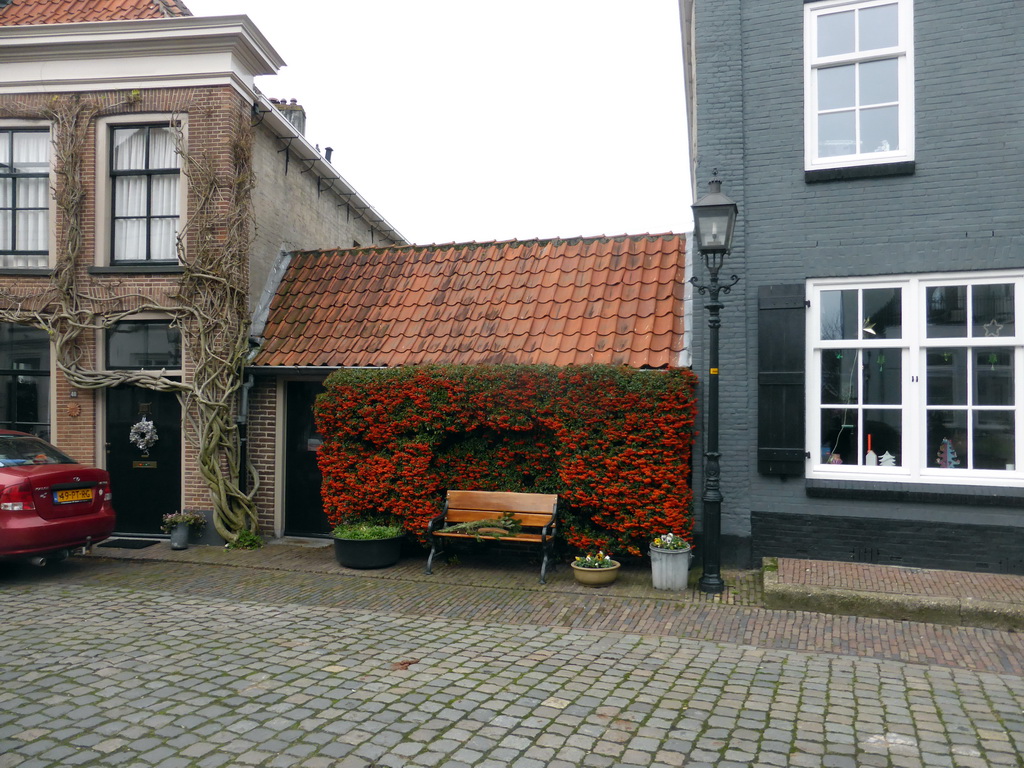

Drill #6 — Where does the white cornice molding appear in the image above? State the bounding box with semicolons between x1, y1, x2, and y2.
0;15;284;97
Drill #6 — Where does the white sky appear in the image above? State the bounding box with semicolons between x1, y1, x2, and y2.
185;0;692;246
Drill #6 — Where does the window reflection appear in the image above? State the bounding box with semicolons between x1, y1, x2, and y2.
972;284;1014;338
0;323;50;438
107;321;181;370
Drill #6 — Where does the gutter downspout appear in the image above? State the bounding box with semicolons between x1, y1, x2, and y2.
238;373;255;496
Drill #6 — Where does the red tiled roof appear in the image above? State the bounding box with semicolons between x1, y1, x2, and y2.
253;233;688;369
0;0;191;25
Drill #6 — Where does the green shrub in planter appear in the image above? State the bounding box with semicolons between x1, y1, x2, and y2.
331;522;403;540
331;520;405;569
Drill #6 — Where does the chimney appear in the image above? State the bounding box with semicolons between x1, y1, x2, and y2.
276;98;306;136
324;147;334;163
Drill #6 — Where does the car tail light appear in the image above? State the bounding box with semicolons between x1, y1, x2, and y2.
0;481;36;512
99;480;112;502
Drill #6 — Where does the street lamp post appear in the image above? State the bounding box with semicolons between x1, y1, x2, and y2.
690;175;739;595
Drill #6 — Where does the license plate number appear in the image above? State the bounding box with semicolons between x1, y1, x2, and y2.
55;488;93;504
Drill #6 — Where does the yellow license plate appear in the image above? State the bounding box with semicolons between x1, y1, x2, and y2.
55;488;93;504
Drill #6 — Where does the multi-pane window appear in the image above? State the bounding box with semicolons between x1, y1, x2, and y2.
805;0;914;170
925;283;1016;472
810;274;1022;486
817;286;904;468
111;125;180;262
0;323;51;440
0;129;49;269
106;321;181;370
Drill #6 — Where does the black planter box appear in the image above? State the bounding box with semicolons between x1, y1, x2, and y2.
332;535;404;569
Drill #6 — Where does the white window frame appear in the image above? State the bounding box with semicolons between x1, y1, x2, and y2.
804;0;915;171
807;271;1024;487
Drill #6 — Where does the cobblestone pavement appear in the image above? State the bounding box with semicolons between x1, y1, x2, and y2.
2;556;1024;768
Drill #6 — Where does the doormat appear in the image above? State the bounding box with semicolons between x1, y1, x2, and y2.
98;539;159;550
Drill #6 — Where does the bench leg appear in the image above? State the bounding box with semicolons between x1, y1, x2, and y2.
540;545;551;585
425;538;441;575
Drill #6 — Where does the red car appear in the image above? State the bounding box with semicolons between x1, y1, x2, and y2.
0;430;115;565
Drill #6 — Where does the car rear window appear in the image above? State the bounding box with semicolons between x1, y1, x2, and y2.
0;436;76;466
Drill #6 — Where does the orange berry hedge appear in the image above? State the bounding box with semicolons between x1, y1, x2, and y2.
314;364;698;557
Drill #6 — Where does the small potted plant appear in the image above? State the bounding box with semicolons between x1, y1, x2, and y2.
161;510;206;551
649;532;692;590
331;519;405;569
570;551;621;586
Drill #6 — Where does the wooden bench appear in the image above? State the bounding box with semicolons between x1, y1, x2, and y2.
425;490;559;584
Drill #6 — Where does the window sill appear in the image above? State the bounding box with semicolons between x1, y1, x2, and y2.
805;161;916;184
90;264;184;275
806;478;1024;507
0;268;50;276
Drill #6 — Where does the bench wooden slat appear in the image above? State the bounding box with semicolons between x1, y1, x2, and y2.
442;509;554;527
447;490;557;515
432;531;545;543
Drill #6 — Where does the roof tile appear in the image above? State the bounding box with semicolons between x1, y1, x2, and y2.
254;233;687;369
0;0;191;25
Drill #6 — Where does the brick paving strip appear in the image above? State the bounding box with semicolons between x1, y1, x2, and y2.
1;552;1024;768
765;558;1024;632
778;558;1024;604
15;551;1024;678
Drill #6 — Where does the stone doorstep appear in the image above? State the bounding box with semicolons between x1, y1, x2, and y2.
762;557;1024;631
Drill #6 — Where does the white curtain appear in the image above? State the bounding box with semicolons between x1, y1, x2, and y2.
148;127;179;170
2;132;49;267
111;128;148;171
16;178;47;252
112;127;179;261
0;179;9;251
12;132;47;172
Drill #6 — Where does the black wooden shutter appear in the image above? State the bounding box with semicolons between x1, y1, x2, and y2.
758;284;806;476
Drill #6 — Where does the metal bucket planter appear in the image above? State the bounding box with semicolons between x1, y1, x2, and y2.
170;522;190;550
650;544;692;590
571;560;621;587
333;535;404;569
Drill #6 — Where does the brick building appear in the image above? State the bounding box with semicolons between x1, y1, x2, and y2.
0;1;402;539
246;234;689;537
684;0;1024;571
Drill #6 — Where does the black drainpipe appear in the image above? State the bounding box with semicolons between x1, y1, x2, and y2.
238;373;255;495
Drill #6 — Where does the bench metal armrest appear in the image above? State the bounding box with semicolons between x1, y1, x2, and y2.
427;513;447;534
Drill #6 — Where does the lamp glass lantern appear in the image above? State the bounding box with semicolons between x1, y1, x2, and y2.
691;179;738;255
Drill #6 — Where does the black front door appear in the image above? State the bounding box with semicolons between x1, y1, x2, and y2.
284;380;328;536
106;386;181;534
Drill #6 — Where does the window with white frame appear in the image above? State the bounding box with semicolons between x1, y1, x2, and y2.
0;129;49;269
110;124;180;262
804;0;914;171
809;273;1022;485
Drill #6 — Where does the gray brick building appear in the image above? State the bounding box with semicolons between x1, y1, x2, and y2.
684;0;1024;572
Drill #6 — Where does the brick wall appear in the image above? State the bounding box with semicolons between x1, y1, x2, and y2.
752;511;1024;574
248;125;386;308
692;0;1024;567
247;377;279;534
0;86;244;481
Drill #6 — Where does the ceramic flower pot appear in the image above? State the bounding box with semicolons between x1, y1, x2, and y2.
650;544;692;590
571;560;621;586
333;535;404;569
